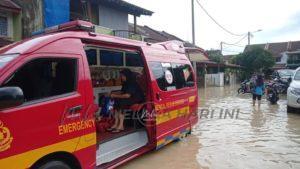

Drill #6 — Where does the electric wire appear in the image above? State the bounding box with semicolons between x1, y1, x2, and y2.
195;0;245;37
222;49;242;53
222;35;248;46
223;43;245;48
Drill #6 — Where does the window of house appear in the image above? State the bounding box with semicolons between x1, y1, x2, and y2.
100;49;124;66
125;52;143;67
276;57;281;62
85;49;97;65
2;58;77;102
0;16;8;36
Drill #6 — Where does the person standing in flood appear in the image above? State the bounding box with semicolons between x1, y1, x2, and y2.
252;74;265;107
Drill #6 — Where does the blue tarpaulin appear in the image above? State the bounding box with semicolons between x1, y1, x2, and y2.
44;0;70;27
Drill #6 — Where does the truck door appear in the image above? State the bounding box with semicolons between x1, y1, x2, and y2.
0;54;93;168
147;61;197;149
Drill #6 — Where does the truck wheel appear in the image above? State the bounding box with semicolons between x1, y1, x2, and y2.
287;106;295;113
36;161;71;169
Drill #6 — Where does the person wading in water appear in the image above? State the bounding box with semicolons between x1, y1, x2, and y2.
252;74;265;107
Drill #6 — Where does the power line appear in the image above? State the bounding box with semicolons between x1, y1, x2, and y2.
223;35;248;46
195;0;245;37
222;49;242;53
223;43;245;48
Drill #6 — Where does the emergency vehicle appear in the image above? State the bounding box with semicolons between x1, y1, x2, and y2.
0;20;198;169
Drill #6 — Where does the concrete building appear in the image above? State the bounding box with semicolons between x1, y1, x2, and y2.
4;0;152;42
0;0;22;47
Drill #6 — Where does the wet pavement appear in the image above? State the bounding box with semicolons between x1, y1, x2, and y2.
121;85;300;169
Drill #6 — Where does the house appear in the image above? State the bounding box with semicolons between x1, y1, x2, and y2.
128;24;184;43
0;0;22;47
223;54;235;64
244;41;300;69
9;0;153;41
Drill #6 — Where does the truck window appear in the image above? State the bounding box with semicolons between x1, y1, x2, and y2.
2;58;77;102
125;52;143;67
86;49;97;65
100;49;123;66
172;63;194;89
149;62;176;91
149;62;194;91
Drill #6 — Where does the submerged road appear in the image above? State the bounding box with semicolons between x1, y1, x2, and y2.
121;85;300;169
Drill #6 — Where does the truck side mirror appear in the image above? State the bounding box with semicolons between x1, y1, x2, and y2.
0;87;24;110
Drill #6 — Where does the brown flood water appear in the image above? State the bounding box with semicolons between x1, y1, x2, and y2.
121;85;300;169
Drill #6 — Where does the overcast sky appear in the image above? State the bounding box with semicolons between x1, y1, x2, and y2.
125;0;300;55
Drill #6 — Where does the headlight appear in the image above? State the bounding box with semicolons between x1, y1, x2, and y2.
290;87;300;95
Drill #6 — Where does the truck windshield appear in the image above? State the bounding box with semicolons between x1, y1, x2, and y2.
0;54;19;69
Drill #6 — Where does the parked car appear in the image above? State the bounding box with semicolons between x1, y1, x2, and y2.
273;69;294;81
287;67;300;112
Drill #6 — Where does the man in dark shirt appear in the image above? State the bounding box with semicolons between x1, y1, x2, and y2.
108;69;144;133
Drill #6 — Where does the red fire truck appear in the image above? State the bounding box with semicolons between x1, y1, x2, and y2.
0;20;198;169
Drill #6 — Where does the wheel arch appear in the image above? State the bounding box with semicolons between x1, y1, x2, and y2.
30;151;82;169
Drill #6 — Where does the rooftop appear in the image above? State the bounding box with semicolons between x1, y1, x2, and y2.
92;0;153;16
244;41;300;58
0;0;21;13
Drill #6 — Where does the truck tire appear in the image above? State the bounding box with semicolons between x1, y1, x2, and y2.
287;106;295;113
36;161;71;169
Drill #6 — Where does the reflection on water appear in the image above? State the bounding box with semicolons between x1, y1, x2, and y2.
121;135;201;169
121;85;300;169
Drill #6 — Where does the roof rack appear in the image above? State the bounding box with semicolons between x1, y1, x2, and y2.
32;20;94;36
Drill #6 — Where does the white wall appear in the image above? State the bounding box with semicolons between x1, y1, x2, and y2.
281;53;288;64
276;52;288;64
205;73;224;87
99;5;129;31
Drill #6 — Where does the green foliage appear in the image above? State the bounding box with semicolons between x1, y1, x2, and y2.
235;47;275;79
206;50;223;63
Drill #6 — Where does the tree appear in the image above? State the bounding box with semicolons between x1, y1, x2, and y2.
235;47;275;79
206;50;223;63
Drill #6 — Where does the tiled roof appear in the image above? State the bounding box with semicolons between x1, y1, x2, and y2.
268;42;288;58
223;54;235;61
290;41;300;51
0;0;21;13
129;24;182;43
244;41;300;58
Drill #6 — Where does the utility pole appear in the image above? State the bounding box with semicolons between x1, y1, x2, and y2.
220;41;223;55
191;0;195;45
247;31;251;45
248;30;262;45
191;0;199;86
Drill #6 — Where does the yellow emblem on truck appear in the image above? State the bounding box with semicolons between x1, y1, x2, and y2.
0;121;13;152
